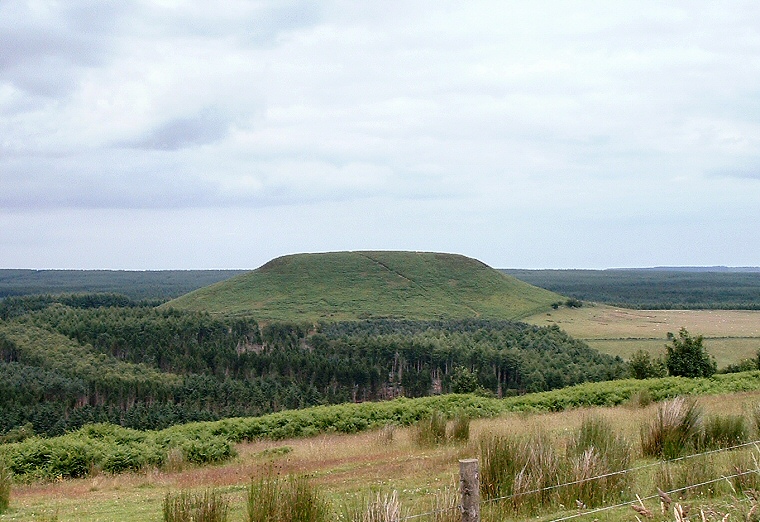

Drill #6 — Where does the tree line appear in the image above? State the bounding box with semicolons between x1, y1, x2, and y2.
503;269;760;309
0;294;627;437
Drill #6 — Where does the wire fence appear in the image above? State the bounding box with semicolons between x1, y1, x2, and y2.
548;467;760;522
396;438;760;522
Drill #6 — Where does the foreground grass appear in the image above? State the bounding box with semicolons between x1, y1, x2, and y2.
5;391;760;521
524;304;760;367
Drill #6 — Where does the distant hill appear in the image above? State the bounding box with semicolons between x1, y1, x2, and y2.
165;251;562;321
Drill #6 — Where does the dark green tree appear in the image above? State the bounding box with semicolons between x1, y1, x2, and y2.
450;365;479;393
628;350;666;379
665;328;716;378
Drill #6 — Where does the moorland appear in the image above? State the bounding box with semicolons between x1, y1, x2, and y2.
2;252;760;521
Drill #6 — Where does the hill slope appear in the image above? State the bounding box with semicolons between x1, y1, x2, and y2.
164;251;562;321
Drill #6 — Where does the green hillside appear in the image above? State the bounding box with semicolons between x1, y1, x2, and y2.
164;251;562;321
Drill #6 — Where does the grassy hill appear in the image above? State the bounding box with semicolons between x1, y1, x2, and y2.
164;251;562;321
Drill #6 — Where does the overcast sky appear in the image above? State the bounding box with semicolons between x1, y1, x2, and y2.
2;1;759;270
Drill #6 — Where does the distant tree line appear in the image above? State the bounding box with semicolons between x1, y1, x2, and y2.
0;294;626;437
0;269;244;301
503;269;760;310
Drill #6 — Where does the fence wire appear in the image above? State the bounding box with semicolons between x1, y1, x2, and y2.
482;438;760;506
547;466;760;522
397;438;760;521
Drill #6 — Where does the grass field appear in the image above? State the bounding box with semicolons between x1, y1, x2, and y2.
524;304;760;367
165;251;562;322
5;391;760;521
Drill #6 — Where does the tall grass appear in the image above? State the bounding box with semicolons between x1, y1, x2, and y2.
700;414;749;450
0;459;10;514
479;433;523;501
727;448;760;495
247;469;330;522
357;491;402;522
655;454;722;499
564;415;632;507
162;489;229;522
480;415;634;514
449;413;470;443
641;397;704;459
414;411;447;447
479;431;563;514
414;411;470;447
512;430;562;512
422;484;459;522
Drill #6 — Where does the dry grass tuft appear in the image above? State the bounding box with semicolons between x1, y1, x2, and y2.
641;397;704;459
415;412;448;447
360;490;402;522
246;468;330;522
162;488;229;522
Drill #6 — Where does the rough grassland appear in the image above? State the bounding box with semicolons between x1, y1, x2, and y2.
5;387;760;521
524;304;760;367
164;251;562;322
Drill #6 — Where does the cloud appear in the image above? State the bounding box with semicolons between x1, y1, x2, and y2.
3;1;760;268
125;108;232;150
0;1;126;96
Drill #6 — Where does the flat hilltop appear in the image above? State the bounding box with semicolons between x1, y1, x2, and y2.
163;251;562;321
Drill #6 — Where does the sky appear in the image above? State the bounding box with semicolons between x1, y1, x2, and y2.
2;1;760;270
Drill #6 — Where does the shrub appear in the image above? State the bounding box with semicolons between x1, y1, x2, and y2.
0;423;34;444
247;469;330;522
720;359;758;374
46;437;102;479
101;442;163;474
665;328;716;378
628;350;666;379
181;436;236;465
450;366;479;393
163;489;229;522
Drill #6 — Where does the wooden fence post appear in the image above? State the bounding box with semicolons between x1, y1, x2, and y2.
459;458;480;522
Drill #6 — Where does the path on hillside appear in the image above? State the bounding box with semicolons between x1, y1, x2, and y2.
357;252;482;318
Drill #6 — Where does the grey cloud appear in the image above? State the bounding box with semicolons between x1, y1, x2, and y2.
0;28;99;96
125;109;232;151
0;151;219;210
135;1;321;47
709;167;760;180
243;2;322;46
0;1;127;96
